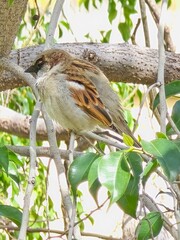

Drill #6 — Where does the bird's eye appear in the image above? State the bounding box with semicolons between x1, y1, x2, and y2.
35;58;44;70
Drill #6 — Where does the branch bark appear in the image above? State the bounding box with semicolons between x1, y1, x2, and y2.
0;106;68;141
1;43;180;92
0;0;28;57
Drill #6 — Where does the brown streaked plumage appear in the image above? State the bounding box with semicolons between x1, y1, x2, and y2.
25;49;140;146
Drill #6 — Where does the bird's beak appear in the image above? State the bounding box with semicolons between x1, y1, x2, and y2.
25;65;37;74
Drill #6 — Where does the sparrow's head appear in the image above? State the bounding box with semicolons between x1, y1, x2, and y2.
25;49;71;77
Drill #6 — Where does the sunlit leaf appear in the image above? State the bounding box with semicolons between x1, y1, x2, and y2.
118;22;131;41
123;133;134;146
142;139;180;181
61;21;70;30
156;132;168;139
0;146;9;173
98;151;131;203
0;205;22;226
108;0;117;23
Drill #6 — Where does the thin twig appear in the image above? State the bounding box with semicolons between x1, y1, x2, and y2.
0;225;122;240
42;109;81;239
67;131;81;240
68;131;75;164
166;112;180;138
18;100;41;240
131;18;141;45
139;0;150;47
157;0;167;133
83;131;127;150
44;0;65;49
145;0;175;52
133;82;160;132
6;145;82;159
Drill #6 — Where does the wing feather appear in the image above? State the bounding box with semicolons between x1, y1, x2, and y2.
63;59;112;127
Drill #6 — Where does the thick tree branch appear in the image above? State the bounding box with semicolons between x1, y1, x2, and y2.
1;43;180;92
0;0;28;57
0;106;68;141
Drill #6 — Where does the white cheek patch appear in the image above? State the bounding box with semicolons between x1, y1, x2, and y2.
68;81;85;90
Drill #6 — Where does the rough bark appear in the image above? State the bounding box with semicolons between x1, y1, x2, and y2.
0;106;68;141
0;0;28;57
0;43;180;92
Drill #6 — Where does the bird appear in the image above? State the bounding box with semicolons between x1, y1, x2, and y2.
25;49;140;147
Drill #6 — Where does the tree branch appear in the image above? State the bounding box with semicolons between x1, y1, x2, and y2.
145;0;175;52
18;101;41;240
0;225;121;240
1;43;180;92
0;0;28;57
6;145;82;159
0;106;68;141
45;0;65;49
157;0;167;133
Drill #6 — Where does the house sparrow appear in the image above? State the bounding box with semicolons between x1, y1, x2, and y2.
25;49;139;146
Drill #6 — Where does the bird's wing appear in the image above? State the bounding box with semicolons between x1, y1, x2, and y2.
64;59;112;127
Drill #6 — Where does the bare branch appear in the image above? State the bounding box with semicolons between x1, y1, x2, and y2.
0;106;68;141
6;145;82;159
139;0;150;47
1;43;180;92
45;0;65;49
18;101;41;240
0;225;121;240
42;108;74;232
145;0;175;52
0;1;28;57
157;0;167;133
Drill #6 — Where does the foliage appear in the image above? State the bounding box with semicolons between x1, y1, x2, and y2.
0;0;180;239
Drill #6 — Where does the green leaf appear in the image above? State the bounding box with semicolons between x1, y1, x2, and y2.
118;22;131;41
135;212;163;239
116;152;142;218
79;0;90;10
153;80;180;109
0;205;22;226
68;153;99;196
7;0;14;6
8;161;20;185
126;152;143;178
156;132;168;139
142;160;159;186
141;139;180;181
88;157;101;203
0;146;9;173
117;176;139;218
58;26;63;38
166;100;180;135
123;133;134;146
98;151;131;203
100;30;112;43
8;150;23;167
108;0;117;23
60;21;70;30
